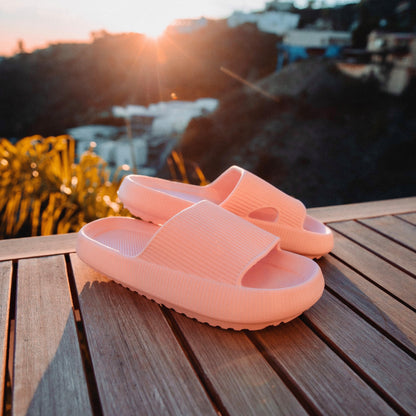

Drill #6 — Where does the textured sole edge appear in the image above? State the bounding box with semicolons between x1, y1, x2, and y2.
110;277;311;331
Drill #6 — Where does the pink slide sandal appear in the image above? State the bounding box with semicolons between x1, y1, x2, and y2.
118;165;333;258
77;201;324;330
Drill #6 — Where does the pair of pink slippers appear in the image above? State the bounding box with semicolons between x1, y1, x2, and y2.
77;166;333;330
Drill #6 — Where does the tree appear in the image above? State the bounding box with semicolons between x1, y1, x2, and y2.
16;39;26;54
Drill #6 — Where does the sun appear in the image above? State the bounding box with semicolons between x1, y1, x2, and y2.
99;1;211;40
139;20;170;39
133;9;179;39
128;2;208;39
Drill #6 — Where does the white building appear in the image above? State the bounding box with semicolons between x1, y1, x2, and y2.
67;125;149;172
113;98;218;137
283;29;351;48
167;18;207;34
338;31;416;95
228;11;300;36
99;139;148;168
266;1;294;12
67;98;219;175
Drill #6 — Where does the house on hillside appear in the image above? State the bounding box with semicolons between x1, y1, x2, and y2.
227;11;300;36
67;125;150;173
276;29;351;70
266;1;294;12
338;31;416;95
283;29;352;48
167;18;207;34
67;98;219;176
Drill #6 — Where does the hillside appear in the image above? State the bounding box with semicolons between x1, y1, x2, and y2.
0;21;279;139
179;60;416;207
1;0;415;207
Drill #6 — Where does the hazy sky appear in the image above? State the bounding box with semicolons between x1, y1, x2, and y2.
0;0;358;56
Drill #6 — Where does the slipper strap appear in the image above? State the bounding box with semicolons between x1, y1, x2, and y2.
140;201;279;287
220;167;306;229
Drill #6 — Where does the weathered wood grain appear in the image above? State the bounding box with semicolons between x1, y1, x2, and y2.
398;212;416;225
13;256;92;416
1;197;415;416
0;233;77;261
359;215;416;250
252;318;397;416
329;230;416;308
0;261;12;414
308;196;416;223
172;312;308;416
305;291;416;415
319;255;416;354
70;253;216;416
330;220;416;276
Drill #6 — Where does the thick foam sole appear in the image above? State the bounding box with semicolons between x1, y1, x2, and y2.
109;276;319;331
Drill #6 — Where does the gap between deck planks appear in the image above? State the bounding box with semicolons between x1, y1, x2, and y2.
330;220;416;277
358;215;416;251
398;212;416;225
303;289;416;415
0;261;12;415
167;309;312;416
70;251;409;416
69;253;218;416
172;310;397;415
1;197;415;416
329;229;416;309
319;255;416;357
12;255;92;416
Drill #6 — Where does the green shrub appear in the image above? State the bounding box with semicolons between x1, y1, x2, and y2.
0;135;130;238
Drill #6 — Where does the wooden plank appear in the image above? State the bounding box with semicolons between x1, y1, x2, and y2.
330;220;416;276
0;261;12;415
70;253;216;416
0;233;77;261
305;291;416;415
329;230;416;308
0;197;412;261
319;256;416;355
359;215;416;250
172;312;309;416
307;196;416;223
398;212;416;225
252;319;397;416
13;256;92;416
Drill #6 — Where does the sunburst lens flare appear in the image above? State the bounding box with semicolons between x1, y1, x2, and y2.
140;20;169;40
145;28;166;40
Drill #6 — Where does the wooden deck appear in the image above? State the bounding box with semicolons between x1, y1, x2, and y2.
1;197;415;416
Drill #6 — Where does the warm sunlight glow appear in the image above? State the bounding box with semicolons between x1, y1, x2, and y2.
139;18;170;39
111;4;201;39
0;0;360;56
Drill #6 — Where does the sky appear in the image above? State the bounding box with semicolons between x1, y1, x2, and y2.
0;0;358;56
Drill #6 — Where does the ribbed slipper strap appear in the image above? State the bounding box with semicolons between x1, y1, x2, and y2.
220;166;306;229
140;200;279;286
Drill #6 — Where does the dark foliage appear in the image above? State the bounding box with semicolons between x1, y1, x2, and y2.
1;1;415;206
179;60;416;207
0;21;279;139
